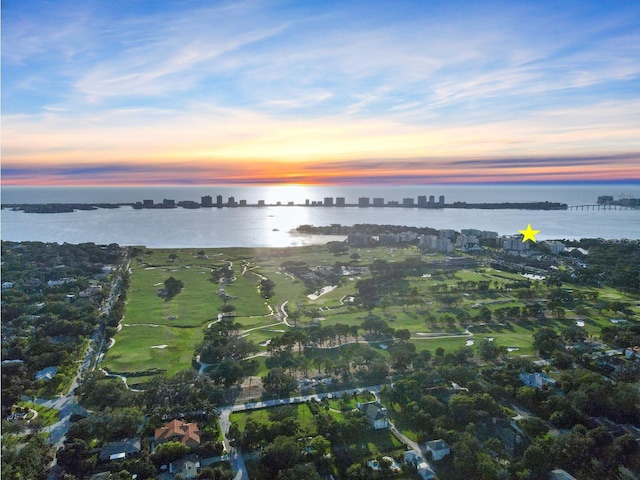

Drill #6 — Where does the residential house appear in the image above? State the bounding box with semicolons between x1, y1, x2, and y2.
550;469;577;480
519;372;556;389
35;366;58;381
624;346;640;361
155;419;201;448
99;438;141;462
358;402;389;430
170;455;201;479
404;451;435;480
425;439;450;461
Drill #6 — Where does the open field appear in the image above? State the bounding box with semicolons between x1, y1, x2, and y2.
103;244;639;384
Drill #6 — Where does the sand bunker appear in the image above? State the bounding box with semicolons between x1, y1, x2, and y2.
307;285;338;300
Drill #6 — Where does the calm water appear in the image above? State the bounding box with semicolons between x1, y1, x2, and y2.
2;185;639;247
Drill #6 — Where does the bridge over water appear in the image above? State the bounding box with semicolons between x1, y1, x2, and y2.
568;204;639;211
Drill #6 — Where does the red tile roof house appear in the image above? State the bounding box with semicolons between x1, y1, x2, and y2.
154;420;201;448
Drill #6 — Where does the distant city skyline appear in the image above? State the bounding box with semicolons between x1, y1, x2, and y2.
2;0;640;186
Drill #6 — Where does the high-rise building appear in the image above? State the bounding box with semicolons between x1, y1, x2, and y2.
358;197;370;207
201;195;213;207
227;196;237;207
418;195;427;207
336;197;346;207
258;200;265;206
324;197;334;206
143;199;154;208
216;195;223;208
373;198;385;207
439;195;445;207
429;195;435;206
403;198;415;207
436;238;454;253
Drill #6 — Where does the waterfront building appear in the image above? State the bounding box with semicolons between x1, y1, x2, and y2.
239;200;247;207
216;195;223;207
162;199;175;207
420;235;438;249
227;196;237;207
201;195;213;207
597;195;614;205
429;195;435;206
438;229;456;239
305;199;310;206
258;200;265;206
358;197;370;207
418;195;427;207
456;234;478;247
545;240;565;254
348;232;373;247
287;201;294;206
378;233;397;245
501;236;530;251
324;197;334;206
400;231;419;242
336;197;346;207
439;195;445;207
373;197;385;207
143;199;154;208
436;238;454;253
403;197;415;207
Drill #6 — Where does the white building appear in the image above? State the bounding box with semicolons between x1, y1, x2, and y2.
545;241;566;254
438;229;456;239
436;238;454;253
519;372;556;389
420;235;438;249
347;233;373;247
404;451;435;480
425;439;451;460
501;236;529;251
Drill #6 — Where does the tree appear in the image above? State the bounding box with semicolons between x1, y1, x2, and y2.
533;327;560;355
164;276;184;299
152;441;190;464
262;368;298;398
57;439;97;478
395;328;411;342
309;435;331;457
260;279;275;299
281;463;322;480
261;436;301;476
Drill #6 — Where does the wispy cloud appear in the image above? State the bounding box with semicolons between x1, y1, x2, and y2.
2;0;640;185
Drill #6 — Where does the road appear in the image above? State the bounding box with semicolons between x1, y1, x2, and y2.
216;385;385;480
36;252;131;466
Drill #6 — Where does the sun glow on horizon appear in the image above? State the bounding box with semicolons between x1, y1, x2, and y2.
2;0;640;186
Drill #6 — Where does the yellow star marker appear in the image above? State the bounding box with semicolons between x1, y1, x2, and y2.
519;224;540;243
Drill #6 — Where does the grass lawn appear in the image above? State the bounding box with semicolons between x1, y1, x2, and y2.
17;402;59;427
103;324;202;375
364;429;404;456
105;245;637;386
230;403;317;435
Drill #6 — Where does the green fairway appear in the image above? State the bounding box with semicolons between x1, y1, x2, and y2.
103;244;638;386
103;324;202;376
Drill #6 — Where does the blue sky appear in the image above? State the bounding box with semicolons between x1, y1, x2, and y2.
3;0;640;185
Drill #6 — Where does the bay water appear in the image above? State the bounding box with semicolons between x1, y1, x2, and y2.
2;185;638;247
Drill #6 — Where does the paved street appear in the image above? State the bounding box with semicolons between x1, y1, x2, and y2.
216;385;385;480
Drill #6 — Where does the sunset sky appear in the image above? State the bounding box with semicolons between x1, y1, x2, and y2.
3;0;640;186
